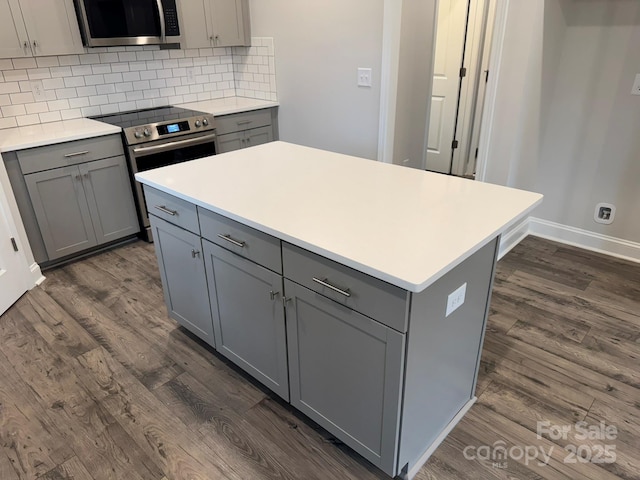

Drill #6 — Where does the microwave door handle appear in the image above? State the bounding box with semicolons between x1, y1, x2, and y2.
156;0;166;41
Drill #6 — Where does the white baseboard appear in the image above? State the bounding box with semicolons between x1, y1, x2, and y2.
498;217;530;260
528;217;640;264
406;397;477;480
29;262;45;287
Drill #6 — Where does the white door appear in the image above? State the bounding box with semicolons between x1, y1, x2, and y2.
426;0;468;174
0;0;31;59
19;0;84;56
0;187;30;315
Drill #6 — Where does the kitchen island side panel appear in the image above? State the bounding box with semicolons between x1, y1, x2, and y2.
398;238;499;472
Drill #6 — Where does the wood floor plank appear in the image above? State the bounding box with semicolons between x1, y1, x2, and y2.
38;456;95;480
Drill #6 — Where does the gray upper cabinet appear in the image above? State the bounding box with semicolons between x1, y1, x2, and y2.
203;240;289;400
25;165;98;259
0;0;84;58
284;279;405;474
179;0;251;49
150;214;216;347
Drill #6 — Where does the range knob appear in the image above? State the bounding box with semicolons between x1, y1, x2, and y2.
194;120;202;128
143;128;151;137
134;131;143;139
202;118;209;126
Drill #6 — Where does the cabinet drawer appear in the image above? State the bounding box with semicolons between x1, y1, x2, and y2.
144;186;199;234
215;109;271;135
17;135;124;174
282;243;409;332
198;207;281;273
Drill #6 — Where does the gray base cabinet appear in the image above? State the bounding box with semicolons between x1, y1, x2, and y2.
203;240;289;400
215;108;278;154
284;279;405;474
150;215;215;347
24;155;138;261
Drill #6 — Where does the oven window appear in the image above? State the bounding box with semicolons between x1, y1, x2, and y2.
135;140;217;172
83;0;161;38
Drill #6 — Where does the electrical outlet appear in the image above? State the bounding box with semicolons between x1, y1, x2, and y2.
594;203;615;224
31;80;45;101
446;283;467;317
357;68;372;87
632;74;640;96
186;67;195;84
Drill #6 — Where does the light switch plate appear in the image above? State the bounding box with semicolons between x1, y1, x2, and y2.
357;68;372;87
632;74;640;96
446;283;467;317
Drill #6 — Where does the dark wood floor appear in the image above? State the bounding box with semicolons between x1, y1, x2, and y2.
0;236;638;480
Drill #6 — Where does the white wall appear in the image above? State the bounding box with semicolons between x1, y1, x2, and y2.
249;0;384;159
536;0;640;243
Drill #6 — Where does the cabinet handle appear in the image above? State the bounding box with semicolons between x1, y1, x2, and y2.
33;40;37;49
23;41;29;49
191;249;200;258
154;205;178;216
83;172;90;178
269;290;279;301
217;234;246;248
282;297;291;306
312;278;351;297
236;120;252;126
64;151;89;158
74;174;81;180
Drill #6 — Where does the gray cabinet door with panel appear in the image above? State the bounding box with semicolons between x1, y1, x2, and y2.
216;131;245;154
284;279;404;475
244;126;273;149
81;156;139;244
203;240;289;400
149;214;216;347
24;165;98;259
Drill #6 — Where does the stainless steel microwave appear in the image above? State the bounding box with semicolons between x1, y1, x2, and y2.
74;0;182;47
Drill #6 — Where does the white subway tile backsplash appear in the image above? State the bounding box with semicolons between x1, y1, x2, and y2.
16;114;40;126
2;105;26;117
12;58;37;70
48;99;70;111
0;39;277;128
77;86;97;97
39;111;62;123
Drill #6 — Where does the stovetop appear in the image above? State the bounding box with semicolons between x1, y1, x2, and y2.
91;105;216;146
92;106;205;129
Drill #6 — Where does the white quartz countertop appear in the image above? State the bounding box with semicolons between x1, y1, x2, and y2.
178;97;278;116
135;141;542;292
0;118;122;153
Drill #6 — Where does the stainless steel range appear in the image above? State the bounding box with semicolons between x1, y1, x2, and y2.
93;106;217;241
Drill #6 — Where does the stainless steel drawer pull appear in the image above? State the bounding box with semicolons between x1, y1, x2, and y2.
236;120;252;125
191;249;200;258
155;205;178;216
64;151;90;158
269;290;279;300
217;234;246;248
312;278;351;297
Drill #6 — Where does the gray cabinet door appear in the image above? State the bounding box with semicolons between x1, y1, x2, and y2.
24;165;98;260
150;215;216;347
217;131;245;154
81;156;139;244
204;240;289;400
284;279;404;476
244;126;273;149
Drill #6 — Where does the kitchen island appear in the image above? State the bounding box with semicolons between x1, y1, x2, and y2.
135;141;542;479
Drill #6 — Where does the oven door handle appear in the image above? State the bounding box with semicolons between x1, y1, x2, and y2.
132;133;217;156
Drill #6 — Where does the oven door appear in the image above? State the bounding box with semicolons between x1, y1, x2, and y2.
75;0;181;46
129;130;217;234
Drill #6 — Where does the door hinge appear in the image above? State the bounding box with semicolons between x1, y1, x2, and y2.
460;67;467;78
452;139;459;150
10;237;18;252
